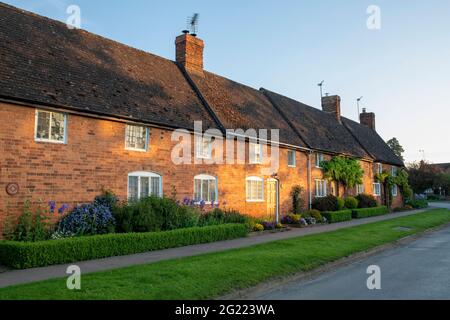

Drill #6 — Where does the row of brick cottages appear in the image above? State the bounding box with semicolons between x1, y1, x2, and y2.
0;3;404;229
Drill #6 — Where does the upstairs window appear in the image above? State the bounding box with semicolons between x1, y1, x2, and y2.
287;150;296;167
194;174;218;204
316;153;324;168
315;179;327;198
125;125;149;151
128;172;162;200
35;110;67;143
375;163;383;174
356;184;365;195
391;166;398;177
196;136;212;159
246;177;264;202
373;182;381;196
392;184;398;197
249;142;263;164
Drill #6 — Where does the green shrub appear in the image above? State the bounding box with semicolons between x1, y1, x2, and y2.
290;186;304;214
352;206;389;219
197;209;248;227
321;210;352;223
253;223;264;232
281;214;301;224
113;197;199;233
427;194;441;201
406;199;429;209
312;195;339;212
302;210;322;222
356;194;378;208
337;197;345;210
0;224;248;269
345;197;359;210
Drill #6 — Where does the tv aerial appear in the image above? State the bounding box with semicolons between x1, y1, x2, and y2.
183;13;199;36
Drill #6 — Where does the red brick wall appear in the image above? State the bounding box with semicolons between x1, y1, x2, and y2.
0;102;403;235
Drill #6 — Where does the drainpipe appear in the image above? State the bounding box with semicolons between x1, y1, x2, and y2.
307;151;313;210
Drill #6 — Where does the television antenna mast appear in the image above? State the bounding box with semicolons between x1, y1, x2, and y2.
318;80;324;99
357;96;363;116
184;13;199;36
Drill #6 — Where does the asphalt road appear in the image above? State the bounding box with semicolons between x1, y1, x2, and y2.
251;203;450;300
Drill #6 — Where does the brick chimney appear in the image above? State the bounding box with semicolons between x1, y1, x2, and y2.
322;95;341;122
360;108;376;131
175;33;204;76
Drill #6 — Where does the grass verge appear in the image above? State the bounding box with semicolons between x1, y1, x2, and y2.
0;209;449;300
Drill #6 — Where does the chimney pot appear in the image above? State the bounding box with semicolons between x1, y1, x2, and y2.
360;110;376;131
175;33;204;76
322;95;341;123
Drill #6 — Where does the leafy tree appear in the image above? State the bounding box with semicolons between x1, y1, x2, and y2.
321;156;364;196
386;137;405;161
407;161;440;194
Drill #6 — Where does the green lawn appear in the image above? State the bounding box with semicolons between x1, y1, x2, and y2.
1;209;449;300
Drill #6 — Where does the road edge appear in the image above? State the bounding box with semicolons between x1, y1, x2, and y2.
219;222;450;300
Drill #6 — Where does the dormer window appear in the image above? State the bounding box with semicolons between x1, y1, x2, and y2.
196;136;212;159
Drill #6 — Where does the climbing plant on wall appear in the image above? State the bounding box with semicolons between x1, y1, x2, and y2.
321;156;364;196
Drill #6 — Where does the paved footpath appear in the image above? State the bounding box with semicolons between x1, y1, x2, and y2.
0;207;439;288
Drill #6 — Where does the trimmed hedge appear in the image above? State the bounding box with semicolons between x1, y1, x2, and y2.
352;206;389;219
321;210;353;223
0;224;248;269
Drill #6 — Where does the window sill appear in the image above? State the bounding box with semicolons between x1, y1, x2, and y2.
288;165;297;168
246;200;265;203
35;138;66;145
125;148;148;153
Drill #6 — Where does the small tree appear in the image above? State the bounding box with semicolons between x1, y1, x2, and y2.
290;185;304;214
386;137;405;161
321;156;364;196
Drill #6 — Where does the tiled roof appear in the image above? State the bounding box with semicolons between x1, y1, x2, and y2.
261;89;371;159
0;3;404;165
188;71;307;147
0;3;218;130
342;118;404;166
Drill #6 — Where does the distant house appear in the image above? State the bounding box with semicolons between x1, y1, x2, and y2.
0;3;404;229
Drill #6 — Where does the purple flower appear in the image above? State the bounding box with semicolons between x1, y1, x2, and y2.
199;200;206;210
58;204;69;214
48;201;56;214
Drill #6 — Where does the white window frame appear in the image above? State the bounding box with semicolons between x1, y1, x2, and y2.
249;142;263;164
125;124;149;152
373;182;381;196
127;171;163;200
315;179;327;198
356;184;365;195
196;136;212;160
391;166;398;177
376;163;383;174
316;153;324;168
392;184;398;197
287;150;297;167
246;177;264;202
34;109;67;144
193;174;218;204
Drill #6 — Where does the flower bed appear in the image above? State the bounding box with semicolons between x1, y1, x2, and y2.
0;224;248;269
352;206;389;219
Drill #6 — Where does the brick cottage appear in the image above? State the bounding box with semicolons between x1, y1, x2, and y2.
0;3;404;231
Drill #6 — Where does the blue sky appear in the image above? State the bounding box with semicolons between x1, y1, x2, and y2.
4;0;450;163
